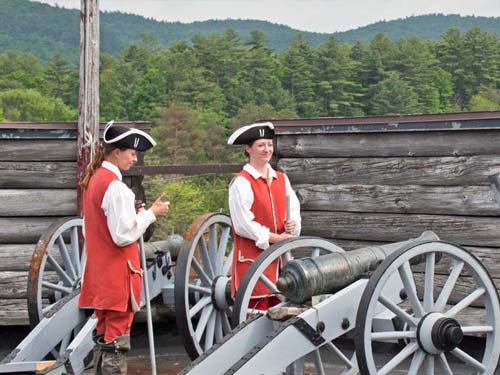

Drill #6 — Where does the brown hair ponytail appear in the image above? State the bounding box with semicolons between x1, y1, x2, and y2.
79;143;117;189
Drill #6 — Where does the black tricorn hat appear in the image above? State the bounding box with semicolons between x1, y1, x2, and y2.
227;122;274;145
103;121;156;151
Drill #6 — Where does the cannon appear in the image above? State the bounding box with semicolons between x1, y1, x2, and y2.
181;232;500;374
0;212;235;374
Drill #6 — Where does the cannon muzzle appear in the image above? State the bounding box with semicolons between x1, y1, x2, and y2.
277;231;440;303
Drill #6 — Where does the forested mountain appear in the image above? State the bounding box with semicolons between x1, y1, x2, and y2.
1;0;500;64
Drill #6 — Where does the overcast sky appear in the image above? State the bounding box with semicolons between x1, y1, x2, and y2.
37;0;500;33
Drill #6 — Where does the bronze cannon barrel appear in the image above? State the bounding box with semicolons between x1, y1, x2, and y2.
276;231;440;303
143;234;184;260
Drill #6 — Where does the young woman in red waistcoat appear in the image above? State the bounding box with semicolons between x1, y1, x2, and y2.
79;121;170;375
228;122;301;310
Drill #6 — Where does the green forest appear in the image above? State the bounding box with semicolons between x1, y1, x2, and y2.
2;24;500;233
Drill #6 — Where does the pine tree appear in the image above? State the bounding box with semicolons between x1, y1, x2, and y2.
315;37;363;116
395;35;440;112
281;34;318;117
371;71;419;115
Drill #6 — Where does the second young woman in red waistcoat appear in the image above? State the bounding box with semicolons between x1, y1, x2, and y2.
228;122;301;310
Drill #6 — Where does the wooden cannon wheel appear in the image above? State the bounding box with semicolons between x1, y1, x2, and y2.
174;212;234;360
27;216;86;358
231;237;358;374
355;241;500;375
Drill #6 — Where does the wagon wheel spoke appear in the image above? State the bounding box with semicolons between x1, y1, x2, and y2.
378;342;419;375
191;258;212;286
445;287;485;318
198;238;215;279
310;247;321;258
408;350;425;375
46;254;74;286
58;333;71;357
461;325;494;335
222;251;233;276
208;224;218;270
56;235;77;281
70;226;82;276
436;353;453;375
313;349;325;375
434;260;464;311
398;261;424;318
195;304;214;342
188;284;211;295
423;252;435;311
42;281;72;295
214;312;223;343
221;310;231;333
424;354;435;375
216;226;231;275
371;330;416;341
204;309;217;350
324;341;355;368
450;347;486;372
379;295;417;327
259;274;280;294
189;296;211;318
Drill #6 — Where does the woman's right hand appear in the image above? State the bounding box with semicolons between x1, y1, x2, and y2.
269;231;294;244
150;193;170;218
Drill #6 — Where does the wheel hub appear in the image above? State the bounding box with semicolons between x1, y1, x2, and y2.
211;275;232;311
417;312;463;354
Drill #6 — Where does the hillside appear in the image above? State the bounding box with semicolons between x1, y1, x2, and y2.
1;0;500;64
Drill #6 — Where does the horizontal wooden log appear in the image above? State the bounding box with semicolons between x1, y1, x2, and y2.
0;271;27;299
0;162;76;189
279;156;500;186
295;184;500;216
0;245;35;271
0;217;67;244
276;130;500;158
0;139;76;162
301;211;500;247
0;299;28;325
0;190;77;217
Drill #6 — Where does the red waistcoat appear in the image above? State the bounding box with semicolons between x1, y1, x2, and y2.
231;170;287;298
79;167;142;312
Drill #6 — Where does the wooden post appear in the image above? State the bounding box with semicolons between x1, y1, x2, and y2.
77;0;100;217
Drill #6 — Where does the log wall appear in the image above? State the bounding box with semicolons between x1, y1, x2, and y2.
0;122;148;325
273;112;500;304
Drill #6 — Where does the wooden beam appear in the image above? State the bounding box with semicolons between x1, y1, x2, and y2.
0;162;76;189
301;211;500;247
279;156;500;186
77;0;100;217
295;184;499;216
0;140;76;161
277;131;500;158
0;190;77;216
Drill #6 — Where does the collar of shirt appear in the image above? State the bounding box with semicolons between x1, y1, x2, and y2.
243;163;277;180
102;160;122;181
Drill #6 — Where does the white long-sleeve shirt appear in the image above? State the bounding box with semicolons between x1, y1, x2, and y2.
99;161;157;246
229;163;301;250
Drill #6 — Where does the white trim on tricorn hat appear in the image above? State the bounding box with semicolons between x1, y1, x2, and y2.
103;121;156;151
227;122;275;145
